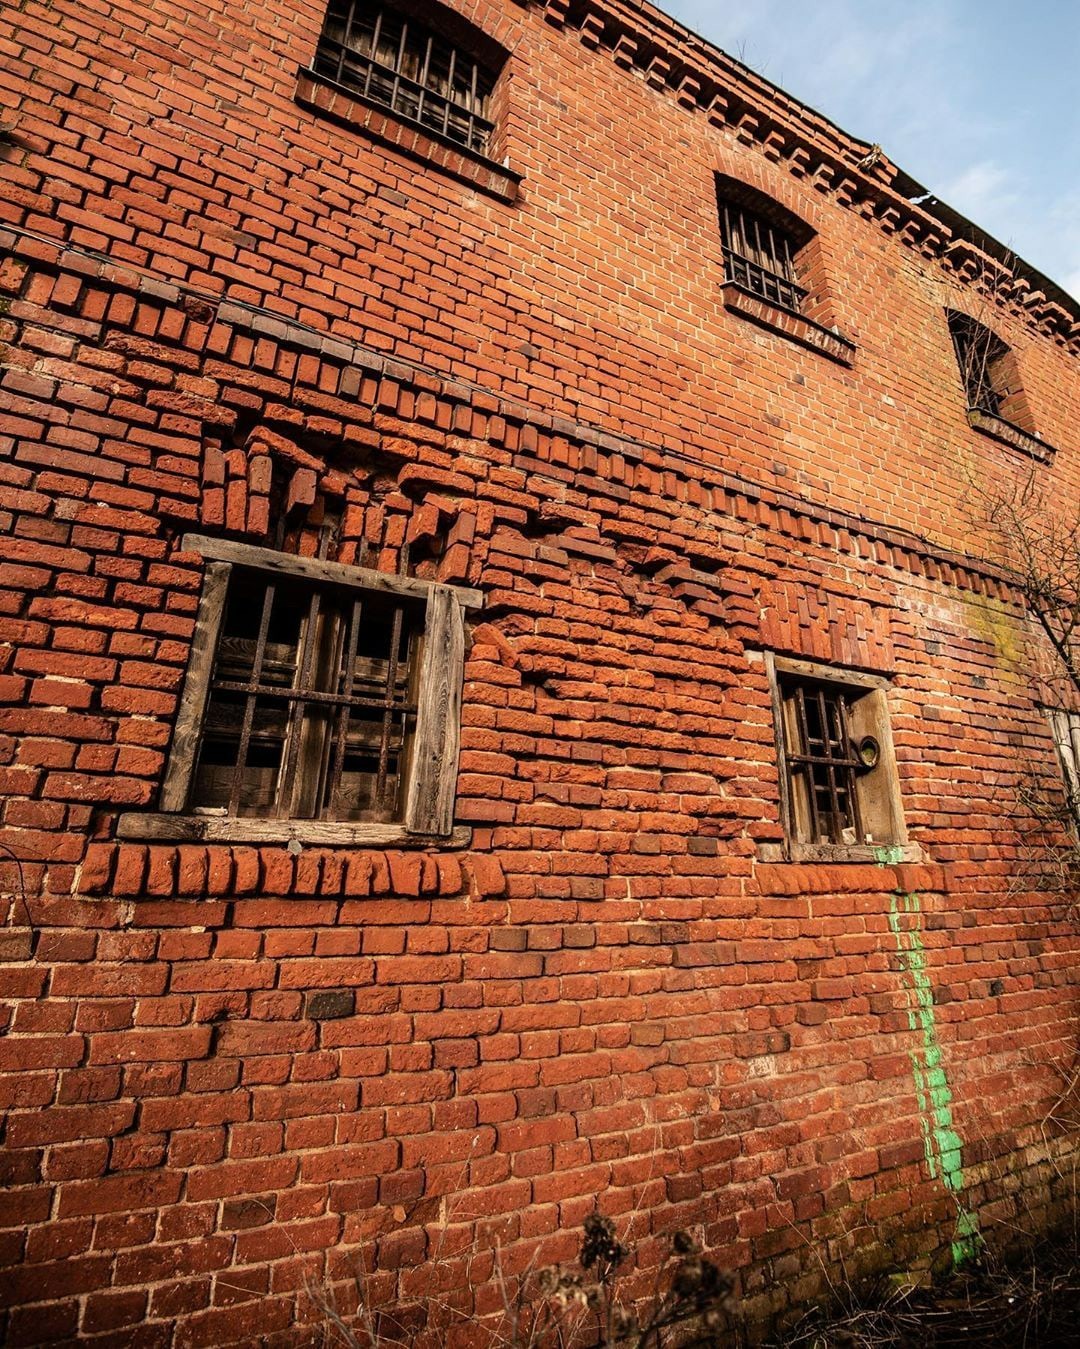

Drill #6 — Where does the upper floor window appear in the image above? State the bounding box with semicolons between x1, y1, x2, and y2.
313;0;500;155
947;311;1014;419
717;180;813;315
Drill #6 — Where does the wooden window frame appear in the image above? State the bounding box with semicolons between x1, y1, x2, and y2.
117;535;481;848
764;654;918;864
1048;708;1080;835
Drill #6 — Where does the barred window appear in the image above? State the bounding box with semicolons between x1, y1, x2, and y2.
191;569;423;823
313;0;499;155
719;200;806;313
948;311;1012;418
118;536;479;847
768;656;906;855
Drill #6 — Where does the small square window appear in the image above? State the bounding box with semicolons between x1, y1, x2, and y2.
767;655;908;859
119;535;478;847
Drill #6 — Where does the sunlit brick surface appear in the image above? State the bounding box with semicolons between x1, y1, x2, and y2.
1;1;1079;1342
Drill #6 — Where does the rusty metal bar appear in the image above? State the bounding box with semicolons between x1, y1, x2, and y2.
375;603;406;809
228;581;277;816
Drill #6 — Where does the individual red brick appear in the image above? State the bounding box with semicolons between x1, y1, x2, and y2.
56;1170;183;1218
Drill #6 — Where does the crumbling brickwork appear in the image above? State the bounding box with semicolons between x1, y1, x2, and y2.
2;0;1080;1343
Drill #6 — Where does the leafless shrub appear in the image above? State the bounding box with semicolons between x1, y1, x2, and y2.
771;1225;1080;1349
306;1217;733;1349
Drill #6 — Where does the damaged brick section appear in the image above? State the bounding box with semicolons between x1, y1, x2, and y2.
0;0;1079;1344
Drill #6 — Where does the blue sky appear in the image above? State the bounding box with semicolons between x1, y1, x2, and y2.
664;0;1080;299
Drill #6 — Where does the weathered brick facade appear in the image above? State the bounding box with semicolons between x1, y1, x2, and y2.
2;0;1080;1343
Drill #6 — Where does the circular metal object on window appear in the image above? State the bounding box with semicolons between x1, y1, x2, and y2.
854;735;880;769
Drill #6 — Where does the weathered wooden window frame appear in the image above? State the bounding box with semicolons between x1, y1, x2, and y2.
1048;708;1080;835
763;654;919;864
117;535;481;848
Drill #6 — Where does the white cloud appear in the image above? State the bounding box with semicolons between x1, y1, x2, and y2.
943;161;1013;206
940;161;1014;218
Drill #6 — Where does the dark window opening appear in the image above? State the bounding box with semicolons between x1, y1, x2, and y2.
716;179;814;316
781;678;866;844
313;0;499;155
720;201;805;313
948;311;1013;418
191;569;424;824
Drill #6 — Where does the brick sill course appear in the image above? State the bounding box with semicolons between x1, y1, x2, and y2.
758;841;924;865
966;408;1056;463
295;68;521;203
116;812;472;849
720;281;856;366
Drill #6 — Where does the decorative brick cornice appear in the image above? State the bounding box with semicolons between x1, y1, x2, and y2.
527;0;1078;352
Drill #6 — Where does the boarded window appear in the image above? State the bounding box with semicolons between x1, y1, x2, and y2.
153;537;476;842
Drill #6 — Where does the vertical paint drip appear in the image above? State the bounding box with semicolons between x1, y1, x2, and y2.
887;889;981;1266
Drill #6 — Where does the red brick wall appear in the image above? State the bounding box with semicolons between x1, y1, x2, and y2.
2;0;1079;1343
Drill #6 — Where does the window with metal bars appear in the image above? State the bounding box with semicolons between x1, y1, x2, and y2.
312;0;499;156
1049;709;1080;833
719;199;806;314
780;679;867;844
770;658;906;854
947;311;1012;418
139;536;477;845
192;570;422;823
